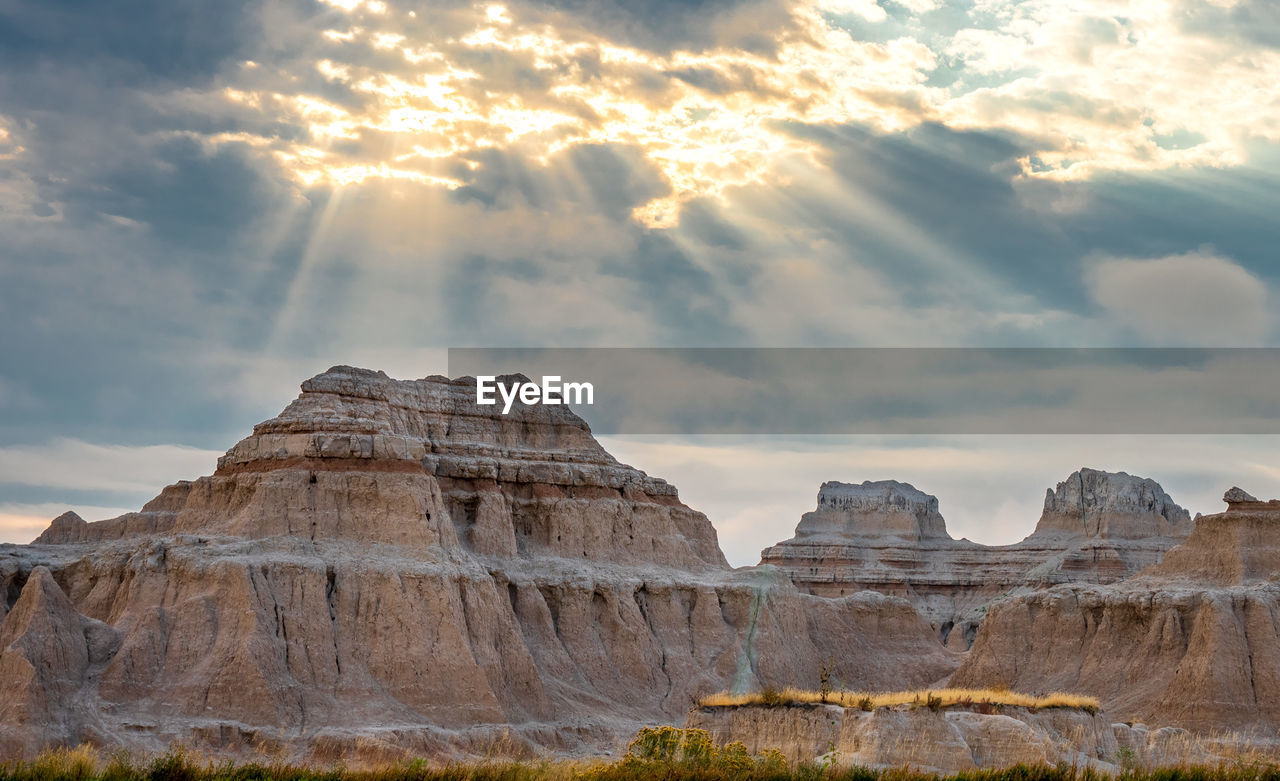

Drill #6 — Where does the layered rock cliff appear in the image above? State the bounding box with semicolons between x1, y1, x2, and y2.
0;367;955;761
687;703;1120;772
760;470;1193;649
794;481;949;542
951;489;1280;734
1035;468;1192;540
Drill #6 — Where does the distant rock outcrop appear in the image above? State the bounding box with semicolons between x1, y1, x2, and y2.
32;512;86;545
951;489;1280;734
0;367;955;761
794;481;950;542
760;469;1193;649
1223;486;1259;504
1033;468;1192;540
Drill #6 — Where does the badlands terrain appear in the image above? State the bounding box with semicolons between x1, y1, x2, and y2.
761;471;1194;649
0;367;950;761
2;365;1278;766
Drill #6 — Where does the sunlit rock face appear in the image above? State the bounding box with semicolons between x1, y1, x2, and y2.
0;367;955;762
953;490;1280;735
760;470;1193;650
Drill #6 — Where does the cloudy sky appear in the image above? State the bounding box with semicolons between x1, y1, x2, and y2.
2;0;1279;562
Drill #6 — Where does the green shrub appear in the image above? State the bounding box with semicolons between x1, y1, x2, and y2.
759;686;786;707
146;749;201;781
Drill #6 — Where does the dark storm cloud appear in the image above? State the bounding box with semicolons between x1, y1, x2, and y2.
0;0;333;450
1174;0;1280;48
0;0;261;84
57;139;288;251
599;233;741;344
564;145;672;219
450;143;669;219
517;0;797;54
0;62;318;450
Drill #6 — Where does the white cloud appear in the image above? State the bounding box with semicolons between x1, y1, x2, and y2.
0;439;222;495
174;0;1280;225
1085;251;1273;346
946;29;1030;74
817;0;888;22
892;0;939;13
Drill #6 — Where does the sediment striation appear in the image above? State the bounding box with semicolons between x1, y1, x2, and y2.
951;489;1280;734
760;470;1193;649
687;702;1256;771
687;702;1120;772
0;367;955;761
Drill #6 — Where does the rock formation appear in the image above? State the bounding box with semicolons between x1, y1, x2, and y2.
760;470;1193;649
951;489;1280;734
688;702;1256;770
794;481;949;542
1034;468;1192;542
688;703;1120;772
0;367;956;761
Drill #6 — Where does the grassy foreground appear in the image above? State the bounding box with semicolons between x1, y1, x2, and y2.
4;729;1280;781
697;687;1101;713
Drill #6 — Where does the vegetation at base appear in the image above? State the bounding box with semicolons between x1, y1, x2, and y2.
5;733;1280;781
698;687;1101;714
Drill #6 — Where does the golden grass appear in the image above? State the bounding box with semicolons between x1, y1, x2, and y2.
697;687;1101;711
7;731;1280;779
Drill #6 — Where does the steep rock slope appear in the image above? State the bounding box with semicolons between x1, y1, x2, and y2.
951;489;1280;734
760;471;1192;648
0;367;955;761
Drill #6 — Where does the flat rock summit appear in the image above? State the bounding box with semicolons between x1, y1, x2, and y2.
0;367;952;760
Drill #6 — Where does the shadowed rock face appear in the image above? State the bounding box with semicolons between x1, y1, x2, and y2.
0;367;956;761
760;470;1193;650
951;489;1280;735
0;567;120;757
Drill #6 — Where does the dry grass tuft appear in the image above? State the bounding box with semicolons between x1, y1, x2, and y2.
697;687;1101;712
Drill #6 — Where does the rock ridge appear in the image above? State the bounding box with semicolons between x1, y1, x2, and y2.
952;488;1280;735
0;366;956;761
761;469;1193;648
